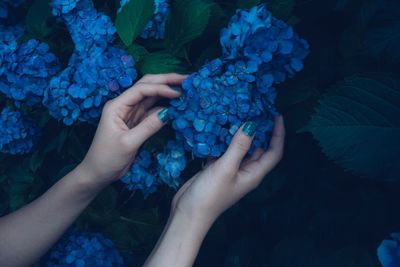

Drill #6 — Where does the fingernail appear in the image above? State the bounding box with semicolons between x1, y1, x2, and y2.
158;108;169;123
242;121;257;137
170;85;182;92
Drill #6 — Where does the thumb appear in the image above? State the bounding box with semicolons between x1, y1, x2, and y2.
217;121;257;172
123;107;169;150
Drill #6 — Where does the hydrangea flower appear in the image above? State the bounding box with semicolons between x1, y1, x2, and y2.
44;47;137;125
168;5;309;157
51;0;116;52
378;233;400;267
46;229;124;267
0;108;40;155
0;33;60;107
156;140;186;189
46;0;137;125
121;150;158;198
119;0;170;39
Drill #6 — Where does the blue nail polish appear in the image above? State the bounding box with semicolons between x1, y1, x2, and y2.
242;121;257;137
158;108;169;123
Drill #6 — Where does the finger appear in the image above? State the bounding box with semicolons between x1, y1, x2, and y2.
138;73;188;84
122;107;169;150
217;121;257;173
242;116;285;178
114;83;181;107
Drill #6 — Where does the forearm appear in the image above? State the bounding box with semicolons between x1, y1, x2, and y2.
144;212;213;267
0;164;105;267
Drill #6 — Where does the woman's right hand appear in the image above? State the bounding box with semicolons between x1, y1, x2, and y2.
171;116;285;227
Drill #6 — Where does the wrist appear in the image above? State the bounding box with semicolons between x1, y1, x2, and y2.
169;208;214;237
71;163;110;194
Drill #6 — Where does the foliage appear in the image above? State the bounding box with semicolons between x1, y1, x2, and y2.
0;0;400;266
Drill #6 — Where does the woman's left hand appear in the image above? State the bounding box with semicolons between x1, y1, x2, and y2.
78;73;186;187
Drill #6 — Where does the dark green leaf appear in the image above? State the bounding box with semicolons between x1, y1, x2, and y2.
43;129;69;154
165;0;213;54
302;74;400;180
236;0;261;9
127;43;149;62
364;20;400;63
29;151;44;172
139;52;187;74
269;0;295;21
315;246;379;267
115;0;155;46
25;0;52;37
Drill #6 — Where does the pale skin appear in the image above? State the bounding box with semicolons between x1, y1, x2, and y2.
0;73;285;267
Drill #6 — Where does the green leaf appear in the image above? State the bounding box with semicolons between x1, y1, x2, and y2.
127;43;149;62
25;0;52;37
43;129;69;154
165;0;213;54
315;246;378;267
269;0;295;21
139;52;186;74
29;151;44;172
364;20;400;63
115;0;155;46
236;0;261;9
302;74;400;180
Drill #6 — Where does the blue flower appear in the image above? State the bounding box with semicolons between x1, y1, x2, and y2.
156;140;186;189
43;47;137;125
378;233;400;267
46;229;124;267
45;0;137;125
121;150;159;197
0;108;40;155
0;29;60;107
167;5;309;158
51;0;116;52
119;0;170;39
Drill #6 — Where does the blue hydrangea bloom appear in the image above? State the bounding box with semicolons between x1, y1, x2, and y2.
156;140;186;189
119;0;170;39
0;30;60;107
44;47;137;125
51;0;116;52
378;233;400;267
121;150;158;197
45;0;137;125
0;108;40;155
46;229;124;267
169;5;309;158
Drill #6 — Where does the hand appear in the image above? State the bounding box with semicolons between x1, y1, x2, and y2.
78;73;186;187
171;116;285;227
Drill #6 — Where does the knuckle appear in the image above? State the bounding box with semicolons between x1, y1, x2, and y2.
234;138;250;153
143;117;160;132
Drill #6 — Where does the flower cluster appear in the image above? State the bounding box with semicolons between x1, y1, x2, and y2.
0;29;60;107
121;141;186;195
121;150;158;197
377;233;400;267
156;140;186;189
46;229;124;267
169;4;309;157
119;0;170;39
0;108;40;155
51;0;116;52
44;47;136;125
45;0;137;125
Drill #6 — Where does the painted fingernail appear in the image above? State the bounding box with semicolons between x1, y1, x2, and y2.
242;121;257;137
158;108;169;123
170;85;181;92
